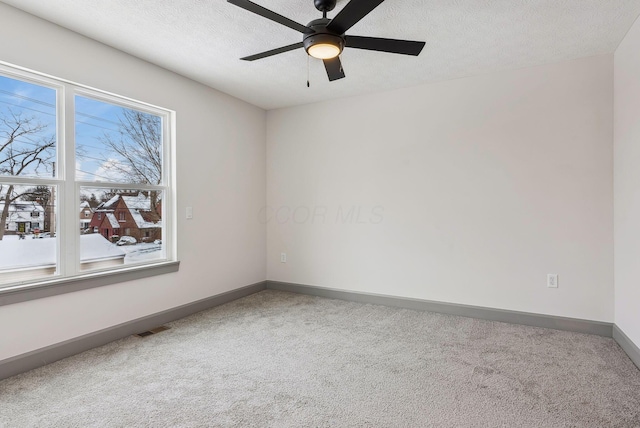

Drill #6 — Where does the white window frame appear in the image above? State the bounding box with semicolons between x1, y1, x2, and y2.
0;61;178;305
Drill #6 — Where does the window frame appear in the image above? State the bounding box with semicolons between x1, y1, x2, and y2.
0;61;178;302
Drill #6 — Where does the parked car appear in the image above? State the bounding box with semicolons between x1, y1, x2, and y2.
116;236;137;246
33;232;51;239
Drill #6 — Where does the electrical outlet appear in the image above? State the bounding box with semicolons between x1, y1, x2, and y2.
280;253;287;263
547;274;558;288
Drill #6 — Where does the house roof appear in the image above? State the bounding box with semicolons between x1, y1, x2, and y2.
129;209;161;229
0;201;45;224
122;194;151;211
98;195;121;211
0;201;44;213
106;213;120;229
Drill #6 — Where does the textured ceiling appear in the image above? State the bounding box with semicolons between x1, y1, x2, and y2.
1;0;639;110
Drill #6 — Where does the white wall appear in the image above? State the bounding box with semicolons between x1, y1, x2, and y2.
267;55;614;322
614;16;640;347
0;4;266;360
0;2;623;362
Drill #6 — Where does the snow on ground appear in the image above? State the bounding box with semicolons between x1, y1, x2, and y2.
0;235;162;269
81;234;126;262
0;235;56;269
117;242;163;263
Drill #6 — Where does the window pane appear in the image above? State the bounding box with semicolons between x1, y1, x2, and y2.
0;75;57;179
0;184;57;286
80;188;164;270
75;96;163;185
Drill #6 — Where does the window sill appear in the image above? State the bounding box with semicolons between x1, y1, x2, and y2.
0;261;180;307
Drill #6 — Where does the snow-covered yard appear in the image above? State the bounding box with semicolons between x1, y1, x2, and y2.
0;234;163;274
117;241;163;263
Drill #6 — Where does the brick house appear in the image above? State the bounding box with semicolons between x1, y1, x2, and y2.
88;192;161;242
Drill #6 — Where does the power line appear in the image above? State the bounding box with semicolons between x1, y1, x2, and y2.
6;135;148;162
76;153;118;164
75;140;105;151
75;120;119;133
0;88;55;108
3;137;56;149
76;111;121;126
0;101;121;131
1;142;123;181
0;88;126;127
0;99;56;117
76;168;115;181
4;138;125;177
0;89;163;141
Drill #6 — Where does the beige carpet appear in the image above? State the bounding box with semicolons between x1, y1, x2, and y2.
1;290;639;427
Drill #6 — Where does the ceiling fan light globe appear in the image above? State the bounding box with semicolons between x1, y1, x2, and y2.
308;43;341;59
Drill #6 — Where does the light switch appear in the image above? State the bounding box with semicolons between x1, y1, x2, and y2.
186;206;193;219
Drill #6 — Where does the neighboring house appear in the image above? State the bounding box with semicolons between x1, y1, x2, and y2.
79;201;93;231
0;200;45;234
88;192;161;242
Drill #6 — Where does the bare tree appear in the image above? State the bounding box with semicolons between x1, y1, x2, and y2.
79;192;100;208
96;109;162;212
0;110;55;240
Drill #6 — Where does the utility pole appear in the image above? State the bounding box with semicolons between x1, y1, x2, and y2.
50;161;56;234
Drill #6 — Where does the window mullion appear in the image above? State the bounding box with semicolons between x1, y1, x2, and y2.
61;85;77;277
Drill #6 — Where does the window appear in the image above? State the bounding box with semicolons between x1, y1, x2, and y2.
0;64;175;291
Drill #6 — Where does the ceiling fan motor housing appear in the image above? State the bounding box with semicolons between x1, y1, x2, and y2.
314;0;336;12
303;18;345;56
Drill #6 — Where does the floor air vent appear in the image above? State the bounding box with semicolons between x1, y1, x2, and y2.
135;326;170;338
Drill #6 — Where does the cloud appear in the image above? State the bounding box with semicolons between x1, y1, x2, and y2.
93;158;131;182
75;161;88;181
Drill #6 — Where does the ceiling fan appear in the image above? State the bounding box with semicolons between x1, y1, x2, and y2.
228;0;426;82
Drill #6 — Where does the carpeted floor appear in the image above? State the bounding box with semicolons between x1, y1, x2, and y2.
1;290;639;427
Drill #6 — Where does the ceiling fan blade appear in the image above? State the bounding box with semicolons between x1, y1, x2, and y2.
323;57;346;81
228;0;310;33
346;36;425;56
241;42;304;61
326;0;386;35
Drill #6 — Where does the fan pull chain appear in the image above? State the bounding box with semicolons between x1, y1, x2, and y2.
307;55;310;88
